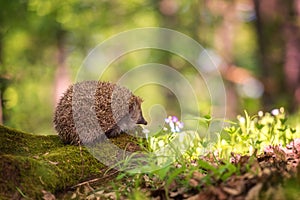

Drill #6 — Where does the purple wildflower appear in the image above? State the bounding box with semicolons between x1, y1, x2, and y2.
164;116;184;133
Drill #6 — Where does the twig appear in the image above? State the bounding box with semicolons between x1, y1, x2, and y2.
71;170;119;189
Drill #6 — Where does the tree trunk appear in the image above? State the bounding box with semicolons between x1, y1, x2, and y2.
0;91;3;125
253;0;300;112
213;0;240;117
283;1;300;111
0;25;3;124
54;30;71;107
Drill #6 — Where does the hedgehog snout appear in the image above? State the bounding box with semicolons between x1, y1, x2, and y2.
137;114;147;125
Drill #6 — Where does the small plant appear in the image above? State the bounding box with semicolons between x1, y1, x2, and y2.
217;107;299;160
147;116;184;152
105;109;299;199
142;109;298;167
145;116;188;166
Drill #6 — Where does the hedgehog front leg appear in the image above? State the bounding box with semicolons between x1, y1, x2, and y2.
105;125;122;138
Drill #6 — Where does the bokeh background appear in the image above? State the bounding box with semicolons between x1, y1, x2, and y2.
0;0;299;134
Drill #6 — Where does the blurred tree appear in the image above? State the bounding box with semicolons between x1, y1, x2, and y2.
0;76;10;124
2;0;162;132
208;0;240;117
5;0;296;133
0;0;27;124
283;1;300;111
253;0;300;112
27;0;159;105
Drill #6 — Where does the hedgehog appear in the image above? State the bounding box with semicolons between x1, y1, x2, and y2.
53;81;147;145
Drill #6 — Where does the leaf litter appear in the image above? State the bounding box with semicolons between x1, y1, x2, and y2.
56;138;300;200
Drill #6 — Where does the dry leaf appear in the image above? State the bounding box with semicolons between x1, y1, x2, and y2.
42;190;56;200
192;171;204;181
189;179;199;187
222;187;240;196
245;183;263;200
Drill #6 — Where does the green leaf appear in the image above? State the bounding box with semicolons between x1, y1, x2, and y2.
197;159;217;174
116;173;127;180
280;118;288;124
165;166;186;186
154;165;171;180
290;128;297;134
255;123;264;130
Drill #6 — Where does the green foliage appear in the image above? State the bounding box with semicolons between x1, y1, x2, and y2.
218;108;298;159
109;108;299;199
146;108;299;162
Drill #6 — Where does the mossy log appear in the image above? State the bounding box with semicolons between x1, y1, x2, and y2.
0;125;140;199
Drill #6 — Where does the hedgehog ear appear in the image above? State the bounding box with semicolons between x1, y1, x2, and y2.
135;97;143;107
137;97;143;104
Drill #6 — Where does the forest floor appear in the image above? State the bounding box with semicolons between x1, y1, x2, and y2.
56;140;300;200
1;110;300;200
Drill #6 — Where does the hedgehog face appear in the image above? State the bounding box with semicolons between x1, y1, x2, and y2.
130;101;147;126
117;98;147;132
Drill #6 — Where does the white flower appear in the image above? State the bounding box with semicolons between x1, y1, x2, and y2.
258;111;263;117
249;145;254;155
169;121;175;132
279;107;284;113
143;128;150;140
158;140;165;147
142;128;150;134
238;116;246;124
271;109;279;116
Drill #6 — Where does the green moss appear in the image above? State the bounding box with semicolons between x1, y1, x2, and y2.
0;125;142;199
0;125;63;156
41;145;106;186
0;154;60;199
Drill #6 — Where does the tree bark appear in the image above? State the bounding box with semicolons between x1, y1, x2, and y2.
0;91;3;124
213;0;240;117
283;1;300;111
0;26;4;124
54;29;71;106
253;0;300;112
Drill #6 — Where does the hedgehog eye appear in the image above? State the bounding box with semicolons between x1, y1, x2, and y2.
129;107;135;115
129;102;136;111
